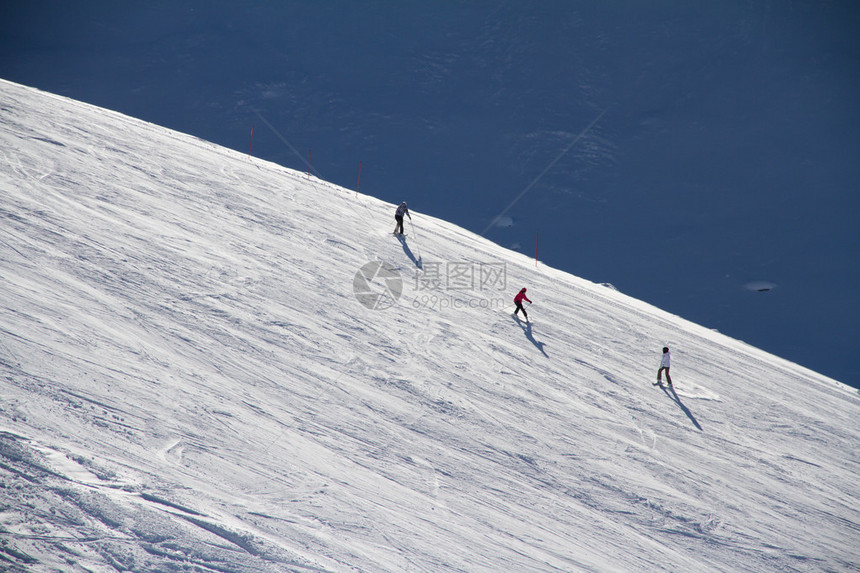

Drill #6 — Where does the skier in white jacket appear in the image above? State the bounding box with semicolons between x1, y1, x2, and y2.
657;347;672;386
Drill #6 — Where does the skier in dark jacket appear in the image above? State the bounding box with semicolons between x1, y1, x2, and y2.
514;287;531;321
394;202;411;235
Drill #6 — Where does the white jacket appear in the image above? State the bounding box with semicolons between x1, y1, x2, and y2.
661;352;670;368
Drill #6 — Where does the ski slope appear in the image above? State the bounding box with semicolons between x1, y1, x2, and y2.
0;79;857;572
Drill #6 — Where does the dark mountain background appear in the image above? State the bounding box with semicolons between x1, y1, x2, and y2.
2;1;858;385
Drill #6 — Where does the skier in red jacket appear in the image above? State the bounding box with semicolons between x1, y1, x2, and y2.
514;287;531;321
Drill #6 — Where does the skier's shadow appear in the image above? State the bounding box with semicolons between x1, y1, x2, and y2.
397;235;422;269
513;316;548;358
660;384;703;431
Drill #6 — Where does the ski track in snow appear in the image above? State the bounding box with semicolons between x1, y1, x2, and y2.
0;80;858;572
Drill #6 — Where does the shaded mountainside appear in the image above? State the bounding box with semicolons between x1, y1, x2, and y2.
0;80;858;572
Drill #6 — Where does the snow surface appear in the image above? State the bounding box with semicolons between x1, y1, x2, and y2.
1;80;858;572
3;1;857;386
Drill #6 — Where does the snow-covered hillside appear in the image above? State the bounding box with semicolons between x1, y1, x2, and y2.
1;80;857;572
5;2;858;386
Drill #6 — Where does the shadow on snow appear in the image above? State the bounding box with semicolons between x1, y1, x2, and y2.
660;383;703;431
397;235;422;269
512;315;548;358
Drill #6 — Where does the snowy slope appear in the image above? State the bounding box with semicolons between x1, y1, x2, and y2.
4;2;858;387
0;80;857;572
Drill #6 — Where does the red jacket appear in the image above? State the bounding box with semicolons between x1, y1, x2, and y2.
514;290;531;304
